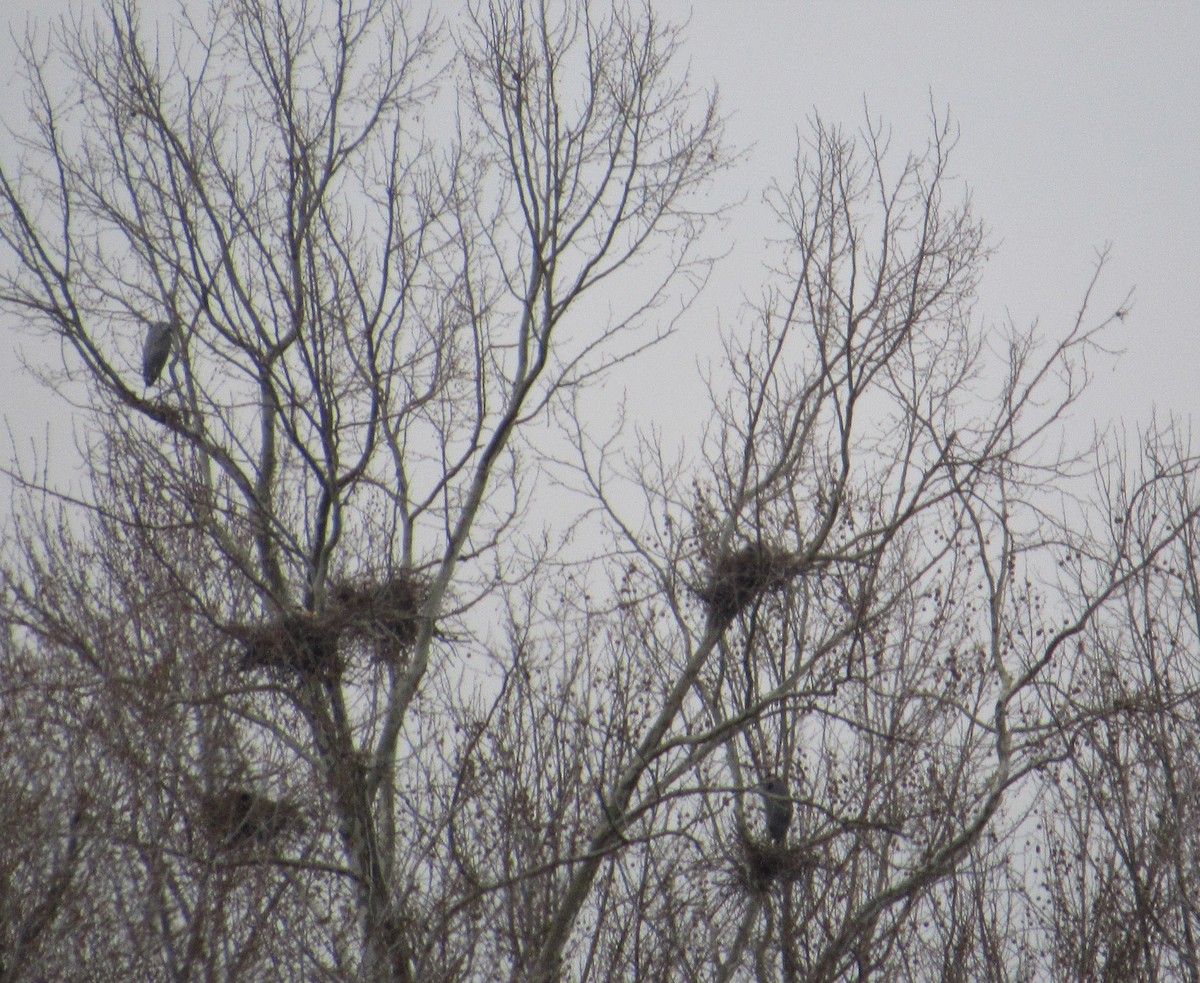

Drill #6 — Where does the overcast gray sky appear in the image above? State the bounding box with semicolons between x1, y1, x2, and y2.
2;2;1197;476
678;2;1199;427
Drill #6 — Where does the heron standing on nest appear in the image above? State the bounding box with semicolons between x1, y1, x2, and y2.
759;775;793;844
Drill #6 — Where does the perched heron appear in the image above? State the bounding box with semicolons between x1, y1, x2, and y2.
142;319;177;387
759;775;793;845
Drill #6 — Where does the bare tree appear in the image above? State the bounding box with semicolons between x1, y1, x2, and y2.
1028;426;1200;983
2;2;1197;982
521;110;1188;983
1;0;720;978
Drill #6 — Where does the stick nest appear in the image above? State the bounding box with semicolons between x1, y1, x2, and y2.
698;543;798;623
199;788;299;850
233;572;429;677
329;572;428;658
737;831;816;893
235;612;343;680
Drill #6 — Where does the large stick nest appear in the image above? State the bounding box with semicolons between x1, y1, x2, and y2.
736;830;817;893
232;571;430;677
329;571;428;659
234;612;343;680
198;788;299;850
698;543;799;623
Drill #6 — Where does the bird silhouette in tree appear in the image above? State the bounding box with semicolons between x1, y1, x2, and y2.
142;319;177;387
759;775;793;844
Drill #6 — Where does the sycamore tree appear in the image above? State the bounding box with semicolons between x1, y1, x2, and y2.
1;1;1196;981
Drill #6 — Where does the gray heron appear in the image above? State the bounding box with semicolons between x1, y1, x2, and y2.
142;319;177;387
759;775;793;844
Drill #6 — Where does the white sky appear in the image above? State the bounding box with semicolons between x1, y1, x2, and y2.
678;3;1199;430
2;2;1197;480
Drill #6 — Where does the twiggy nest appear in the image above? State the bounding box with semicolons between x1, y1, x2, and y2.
698;543;798;623
199;788;299;850
141;398;186;429
737;831;816;893
329;572;429;663
234;612;342;680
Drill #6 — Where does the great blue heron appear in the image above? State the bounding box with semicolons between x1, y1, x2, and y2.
142;319;177;387
759;775;793;845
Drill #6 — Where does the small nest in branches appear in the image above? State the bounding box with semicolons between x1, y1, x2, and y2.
140;398;187;429
698;543;798;623
329;571;429;664
736;831;816;893
198;788;299;850
234;612;342;680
